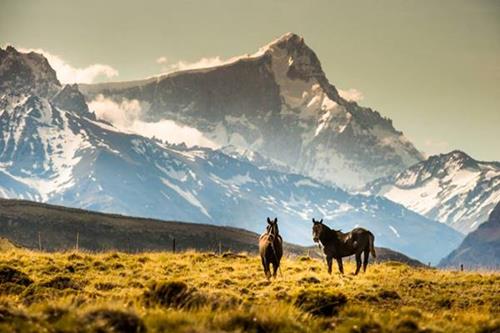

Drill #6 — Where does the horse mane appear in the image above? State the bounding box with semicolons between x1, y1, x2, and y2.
320;223;342;244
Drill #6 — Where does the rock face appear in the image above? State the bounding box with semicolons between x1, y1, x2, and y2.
80;33;424;188
439;202;500;269
364;151;500;233
0;46;462;264
0;46;60;97
51;84;96;120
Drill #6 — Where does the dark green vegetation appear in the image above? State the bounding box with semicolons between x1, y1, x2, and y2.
0;249;498;333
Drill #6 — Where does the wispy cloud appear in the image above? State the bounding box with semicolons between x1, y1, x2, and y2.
423;139;450;157
156;56;168;65
18;47;119;84
338;88;364;102
88;95;218;148
156;55;240;74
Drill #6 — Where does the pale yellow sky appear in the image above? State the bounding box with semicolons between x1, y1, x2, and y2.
1;0;499;161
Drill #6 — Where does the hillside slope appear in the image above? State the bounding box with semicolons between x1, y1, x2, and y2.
439;201;500;269
0;198;288;253
0;198;426;267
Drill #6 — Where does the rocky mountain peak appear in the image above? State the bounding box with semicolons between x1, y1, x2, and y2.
432;150;479;172
51;84;96;120
79;34;423;188
261;33;340;101
0;46;60;98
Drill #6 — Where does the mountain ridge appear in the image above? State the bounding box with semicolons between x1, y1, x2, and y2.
364;150;500;233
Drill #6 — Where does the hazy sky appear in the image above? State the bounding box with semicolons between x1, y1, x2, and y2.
1;0;499;161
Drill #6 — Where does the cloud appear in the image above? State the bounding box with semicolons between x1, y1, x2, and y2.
157;56;239;74
423;139;450;157
88;95;218;148
18;47;118;84
88;95;141;127
338;88;364;102
156;56;168;64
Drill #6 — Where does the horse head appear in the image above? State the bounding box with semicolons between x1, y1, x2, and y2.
311;218;324;243
266;217;279;237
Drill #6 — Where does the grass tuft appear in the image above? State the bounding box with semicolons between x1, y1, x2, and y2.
294;289;348;317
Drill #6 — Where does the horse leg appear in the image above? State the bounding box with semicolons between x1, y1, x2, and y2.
261;257;270;279
272;261;279;278
354;253;362;275
326;256;333;274
363;249;370;272
336;257;344;274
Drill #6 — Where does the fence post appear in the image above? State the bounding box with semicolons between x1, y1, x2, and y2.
38;232;42;251
172;238;176;253
218;241;222;255
76;232;79;252
460;264;463;272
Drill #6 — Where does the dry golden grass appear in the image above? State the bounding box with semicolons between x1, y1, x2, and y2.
0;249;498;333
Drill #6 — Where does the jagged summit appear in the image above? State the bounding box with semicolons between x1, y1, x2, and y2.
0;47;95;120
80;33;424;187
51;84;96;120
0;46;60;97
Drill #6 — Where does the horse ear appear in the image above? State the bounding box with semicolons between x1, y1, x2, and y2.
267;217;272;224
312;218;316;223
274;217;278;223
319;219;323;224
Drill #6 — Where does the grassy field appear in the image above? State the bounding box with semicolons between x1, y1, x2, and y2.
0;249;498;333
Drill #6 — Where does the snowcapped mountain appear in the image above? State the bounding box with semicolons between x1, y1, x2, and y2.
0;46;462;264
364;151;500;234
80;33;424;188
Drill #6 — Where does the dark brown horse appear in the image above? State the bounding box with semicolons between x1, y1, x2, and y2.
259;217;283;279
312;218;376;275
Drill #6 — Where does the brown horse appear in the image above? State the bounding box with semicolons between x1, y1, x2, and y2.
259;217;283;279
312;218;376;275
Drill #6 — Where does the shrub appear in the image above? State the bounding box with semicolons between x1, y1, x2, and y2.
22;285;64;305
82;308;146;333
477;320;500;333
295;289;347;317
0;304;28;323
0;266;33;286
394;319;420;333
351;322;383;333
378;290;401;300
67;253;83;261
41;306;69;323
95;282;119;291
298;276;321;284
41;276;81;290
222;312;297;333
143;281;206;309
0;282;26;295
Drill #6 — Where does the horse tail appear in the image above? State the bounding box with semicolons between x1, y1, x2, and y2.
369;232;376;258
